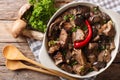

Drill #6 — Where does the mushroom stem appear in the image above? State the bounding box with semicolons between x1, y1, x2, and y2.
22;29;44;41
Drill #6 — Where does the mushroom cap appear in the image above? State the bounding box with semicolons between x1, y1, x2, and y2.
12;19;27;38
18;3;31;19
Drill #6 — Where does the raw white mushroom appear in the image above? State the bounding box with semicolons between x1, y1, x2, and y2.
11;19;27;38
18;3;31;19
11;3;44;40
22;29;44;41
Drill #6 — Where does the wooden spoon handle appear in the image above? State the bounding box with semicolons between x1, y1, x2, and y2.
25;65;57;76
24;58;77;80
26;65;78;80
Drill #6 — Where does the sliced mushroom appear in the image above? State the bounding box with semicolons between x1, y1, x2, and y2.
98;24;107;35
98;50;105;62
93;35;100;41
76;5;90;15
53;52;63;65
98;21;115;37
65;50;72;63
74;14;84;26
89;15;101;24
70;19;76;27
100;12;111;22
73;65;85;75
48;17;62;37
110;41;115;50
68;43;73;50
92;25;98;39
84;12;90;19
59;21;66;29
71;8;77;15
88;54;97;64
72;32;76;42
63;22;73;31
73;63;91;75
59;29;68;47
93;61;106;71
73;49;87;65
88;43;98;50
48;43;60;54
61;64;73;73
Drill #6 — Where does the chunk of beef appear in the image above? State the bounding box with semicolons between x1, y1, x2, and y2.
73;49;87;65
59;29;68;47
98;21;115;37
76;29;85;41
88;54;97;64
53;52;63;65
104;20;115;37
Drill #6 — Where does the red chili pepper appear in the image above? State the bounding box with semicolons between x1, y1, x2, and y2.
74;20;92;48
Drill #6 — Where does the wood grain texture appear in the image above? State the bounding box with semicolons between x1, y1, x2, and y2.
0;0;27;20
0;21;26;42
0;66;59;80
55;0;73;7
0;0;73;20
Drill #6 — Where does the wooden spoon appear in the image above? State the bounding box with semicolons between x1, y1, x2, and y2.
3;45;77;80
6;60;58;76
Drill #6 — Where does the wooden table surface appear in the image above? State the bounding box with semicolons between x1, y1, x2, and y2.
0;0;120;80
